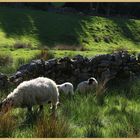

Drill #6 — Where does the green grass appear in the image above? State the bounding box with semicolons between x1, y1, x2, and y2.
0;79;140;138
0;6;140;138
0;7;140;52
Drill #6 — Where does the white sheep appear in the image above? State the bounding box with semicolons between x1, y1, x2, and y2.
57;82;74;95
0;77;59;114
76;77;98;94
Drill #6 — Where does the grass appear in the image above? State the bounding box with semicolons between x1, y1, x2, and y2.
0;6;140;138
0;52;13;66
0;76;140;138
34;112;72;138
0;7;140;60
0;111;17;137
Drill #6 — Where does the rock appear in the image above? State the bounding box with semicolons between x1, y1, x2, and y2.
90;54;112;66
111;52;122;64
101;69;116;83
18;64;29;71
77;72;90;83
59;57;72;63
121;51;130;63
137;53;140;62
47;58;57;64
0;73;8;88
98;60;110;67
73;55;84;61
130;55;137;63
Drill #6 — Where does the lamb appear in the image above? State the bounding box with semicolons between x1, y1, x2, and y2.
0;77;59;114
57;82;74;95
76;77;98;94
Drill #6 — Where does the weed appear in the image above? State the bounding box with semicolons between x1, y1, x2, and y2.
13;42;32;49
0;111;17;137
32;49;54;60
34;112;72;138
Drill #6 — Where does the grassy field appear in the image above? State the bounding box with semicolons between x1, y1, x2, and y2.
0;6;140;62
0;6;140;138
0;79;140;138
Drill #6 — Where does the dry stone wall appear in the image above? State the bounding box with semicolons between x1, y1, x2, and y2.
8;51;140;87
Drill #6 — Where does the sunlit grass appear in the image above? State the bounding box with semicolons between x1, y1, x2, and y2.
0;78;139;137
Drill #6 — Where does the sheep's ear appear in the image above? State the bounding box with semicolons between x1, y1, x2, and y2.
57;102;61;106
0;99;14;113
88;79;94;85
9;99;14;107
0;102;2;109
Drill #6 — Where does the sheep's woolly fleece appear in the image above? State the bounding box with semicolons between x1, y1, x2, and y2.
76;77;98;93
57;82;74;95
2;77;59;109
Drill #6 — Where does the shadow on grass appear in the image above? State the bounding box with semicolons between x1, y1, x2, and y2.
0;7;88;47
111;17;140;44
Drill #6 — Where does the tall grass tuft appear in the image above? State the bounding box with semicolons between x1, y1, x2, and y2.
0;53;13;66
95;81;107;105
13;42;32;49
85;117;103;138
15;58;28;68
54;44;88;51
34;112;72;138
0;111;17;137
33;49;54;61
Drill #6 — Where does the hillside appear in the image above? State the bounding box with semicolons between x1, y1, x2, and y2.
0;7;140;53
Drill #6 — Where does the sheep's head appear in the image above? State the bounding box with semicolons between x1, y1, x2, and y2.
0;98;14;115
57;85;63;93
88;77;98;86
57;85;60;91
0;102;2;111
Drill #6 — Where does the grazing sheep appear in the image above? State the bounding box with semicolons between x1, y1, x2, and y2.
76;77;98;94
0;77;59;114
57;82;74;95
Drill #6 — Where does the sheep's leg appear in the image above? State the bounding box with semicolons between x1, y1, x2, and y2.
50;102;58;111
71;91;74;96
50;103;56;110
51;105;56;110
39;105;43;111
48;101;51;104
71;91;75;100
27;106;33;112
